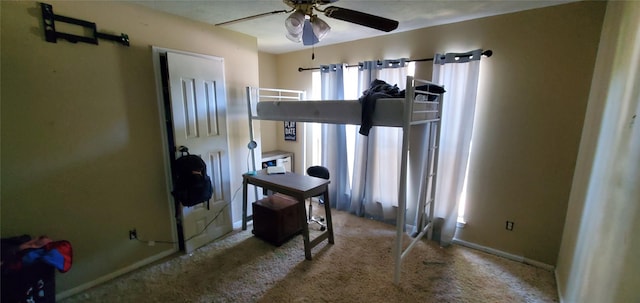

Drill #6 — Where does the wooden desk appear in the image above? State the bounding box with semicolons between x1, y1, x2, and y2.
242;170;334;260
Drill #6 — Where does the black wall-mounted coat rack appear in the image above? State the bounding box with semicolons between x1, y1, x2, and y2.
41;3;130;47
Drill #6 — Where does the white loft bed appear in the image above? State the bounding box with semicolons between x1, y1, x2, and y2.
246;76;444;284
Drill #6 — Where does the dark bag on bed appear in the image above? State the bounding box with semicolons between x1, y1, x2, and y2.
172;147;213;208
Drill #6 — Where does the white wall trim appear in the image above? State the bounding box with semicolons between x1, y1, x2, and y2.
453;238;555;271
55;248;177;300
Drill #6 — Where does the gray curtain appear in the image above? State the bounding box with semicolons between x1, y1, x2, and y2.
319;64;351;210
349;59;408;223
432;49;483;245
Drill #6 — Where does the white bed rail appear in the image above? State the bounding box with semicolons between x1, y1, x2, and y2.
247;87;306;121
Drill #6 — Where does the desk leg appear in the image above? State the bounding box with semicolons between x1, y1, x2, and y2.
299;197;312;260
242;179;248;231
323;188;335;244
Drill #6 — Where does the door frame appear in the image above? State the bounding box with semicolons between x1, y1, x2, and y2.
151;46;228;251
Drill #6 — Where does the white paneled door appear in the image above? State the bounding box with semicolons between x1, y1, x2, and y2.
166;52;232;253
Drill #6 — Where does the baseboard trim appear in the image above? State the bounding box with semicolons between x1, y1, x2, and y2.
524;256;555;271
554;269;564;303
55;248;177;301
452;238;555;271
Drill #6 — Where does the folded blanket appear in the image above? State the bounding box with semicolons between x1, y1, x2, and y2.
358;79;446;136
358;79;402;136
22;241;73;273
399;83;446;101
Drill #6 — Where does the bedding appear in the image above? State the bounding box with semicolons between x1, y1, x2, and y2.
255;98;439;127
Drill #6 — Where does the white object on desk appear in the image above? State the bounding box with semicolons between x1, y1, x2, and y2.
267;166;286;174
262;150;294;172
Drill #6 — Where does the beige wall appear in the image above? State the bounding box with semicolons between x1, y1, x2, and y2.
1;0;259;296
3;0;628;300
257;52;278;153
266;1;606;265
556;1;640;302
257;52;302;172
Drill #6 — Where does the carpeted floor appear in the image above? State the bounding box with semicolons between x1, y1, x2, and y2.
61;209;558;303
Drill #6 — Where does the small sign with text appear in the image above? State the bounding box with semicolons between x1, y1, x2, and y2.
284;121;296;141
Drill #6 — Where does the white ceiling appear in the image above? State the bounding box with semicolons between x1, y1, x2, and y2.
133;0;577;54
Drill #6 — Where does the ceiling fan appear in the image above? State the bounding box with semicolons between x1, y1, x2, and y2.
215;0;399;46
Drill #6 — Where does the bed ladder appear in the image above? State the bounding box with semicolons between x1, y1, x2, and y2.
393;77;444;284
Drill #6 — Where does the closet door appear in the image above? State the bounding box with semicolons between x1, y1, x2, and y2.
166;51;232;253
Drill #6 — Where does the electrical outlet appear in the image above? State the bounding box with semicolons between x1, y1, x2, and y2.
129;229;137;240
505;221;514;231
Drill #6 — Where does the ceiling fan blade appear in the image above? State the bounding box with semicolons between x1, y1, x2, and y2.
323;6;398;32
215;10;290;26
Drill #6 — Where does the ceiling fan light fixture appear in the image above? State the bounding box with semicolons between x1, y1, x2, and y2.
310;16;331;41
285;10;305;34
286;31;302;42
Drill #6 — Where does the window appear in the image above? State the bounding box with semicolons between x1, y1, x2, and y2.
307;62;415;188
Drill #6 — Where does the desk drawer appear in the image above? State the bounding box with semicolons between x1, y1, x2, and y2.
252;194;302;246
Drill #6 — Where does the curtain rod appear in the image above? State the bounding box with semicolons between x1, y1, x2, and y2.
297;49;493;72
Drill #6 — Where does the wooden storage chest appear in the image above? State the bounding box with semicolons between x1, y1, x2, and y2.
252;194;302;246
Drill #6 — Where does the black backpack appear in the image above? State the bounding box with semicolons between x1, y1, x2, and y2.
171;147;213;208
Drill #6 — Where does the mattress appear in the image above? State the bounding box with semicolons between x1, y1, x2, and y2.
255;98;439;127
